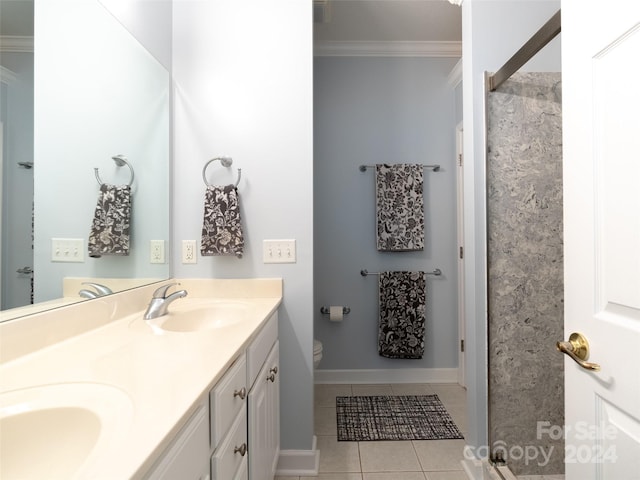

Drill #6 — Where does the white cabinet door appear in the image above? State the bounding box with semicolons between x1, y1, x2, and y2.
265;342;279;476
248;341;279;480
234;456;248;480
144;405;210;480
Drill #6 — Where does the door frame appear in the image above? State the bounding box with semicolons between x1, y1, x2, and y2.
456;122;466;388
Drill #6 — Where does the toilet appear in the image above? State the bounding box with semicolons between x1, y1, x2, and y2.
313;339;323;368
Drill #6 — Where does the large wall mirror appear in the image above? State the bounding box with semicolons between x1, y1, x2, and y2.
0;0;171;321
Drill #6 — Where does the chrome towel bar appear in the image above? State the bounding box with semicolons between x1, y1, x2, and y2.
359;163;440;172
360;268;442;277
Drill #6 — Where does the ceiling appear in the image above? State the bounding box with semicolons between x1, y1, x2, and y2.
313;0;462;43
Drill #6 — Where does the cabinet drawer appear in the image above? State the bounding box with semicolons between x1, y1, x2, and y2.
210;355;247;447
246;313;278;388
211;405;248;480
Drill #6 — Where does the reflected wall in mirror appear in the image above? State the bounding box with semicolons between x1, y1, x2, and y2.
0;0;171;321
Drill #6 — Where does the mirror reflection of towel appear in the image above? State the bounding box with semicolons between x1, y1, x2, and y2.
200;185;244;258
88;184;131;258
378;271;426;359
375;164;424;251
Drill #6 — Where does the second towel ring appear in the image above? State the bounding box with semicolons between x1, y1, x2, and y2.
94;154;134;187
202;156;242;188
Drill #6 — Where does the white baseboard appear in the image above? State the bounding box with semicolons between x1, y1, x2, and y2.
314;368;458;384
275;435;319;476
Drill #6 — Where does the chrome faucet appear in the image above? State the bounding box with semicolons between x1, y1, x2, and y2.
79;289;98;299
144;283;188;320
79;282;113;298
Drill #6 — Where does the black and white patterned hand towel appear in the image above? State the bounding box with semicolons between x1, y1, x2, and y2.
200;185;244;258
378;271;426;359
88;184;131;257
375;164;424;251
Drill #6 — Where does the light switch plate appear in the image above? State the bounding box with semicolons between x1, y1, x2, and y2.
51;238;84;263
263;239;296;264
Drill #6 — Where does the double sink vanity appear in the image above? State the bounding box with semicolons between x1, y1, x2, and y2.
0;278;282;480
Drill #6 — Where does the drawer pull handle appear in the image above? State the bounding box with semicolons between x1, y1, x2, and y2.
233;387;247;400
269;366;278;375
234;443;247;456
267;373;276;382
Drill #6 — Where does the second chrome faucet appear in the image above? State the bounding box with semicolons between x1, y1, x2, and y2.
144;283;188;320
79;282;113;299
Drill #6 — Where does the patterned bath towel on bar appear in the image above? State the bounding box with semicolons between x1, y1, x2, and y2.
375;164;424;251
378;271;426;359
88;184;131;258
200;184;244;258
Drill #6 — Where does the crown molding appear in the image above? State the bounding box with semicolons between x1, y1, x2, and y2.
314;40;462;58
0;36;34;53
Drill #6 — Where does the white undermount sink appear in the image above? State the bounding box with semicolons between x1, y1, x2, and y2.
131;299;252;333
0;383;133;479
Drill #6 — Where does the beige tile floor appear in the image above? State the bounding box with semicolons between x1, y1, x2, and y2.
276;383;469;480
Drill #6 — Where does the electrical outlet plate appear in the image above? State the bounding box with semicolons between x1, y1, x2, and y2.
182;240;197;264
263;239;296;264
51;238;84;263
150;240;165;264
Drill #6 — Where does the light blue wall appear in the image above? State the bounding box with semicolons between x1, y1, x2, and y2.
461;0;561;454
171;1;314;452
314;56;459;371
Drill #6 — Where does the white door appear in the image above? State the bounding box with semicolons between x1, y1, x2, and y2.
562;1;640;479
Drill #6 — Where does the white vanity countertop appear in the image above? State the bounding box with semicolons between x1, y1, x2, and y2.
0;278;282;479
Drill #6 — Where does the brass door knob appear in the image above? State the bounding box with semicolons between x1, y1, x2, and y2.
557;332;601;371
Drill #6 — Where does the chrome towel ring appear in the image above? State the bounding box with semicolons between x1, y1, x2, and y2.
202;156;242;188
94;154;134;187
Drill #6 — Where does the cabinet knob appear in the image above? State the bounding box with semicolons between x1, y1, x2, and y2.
233;387;247;400
234;443;247;456
267;373;276;382
269;366;278;375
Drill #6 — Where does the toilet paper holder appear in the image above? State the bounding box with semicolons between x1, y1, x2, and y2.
320;306;351;315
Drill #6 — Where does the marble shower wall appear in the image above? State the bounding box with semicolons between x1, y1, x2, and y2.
486;72;564;476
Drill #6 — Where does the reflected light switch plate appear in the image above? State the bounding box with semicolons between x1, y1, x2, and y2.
52;238;84;263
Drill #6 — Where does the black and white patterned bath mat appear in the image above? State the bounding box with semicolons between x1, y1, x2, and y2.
336;394;464;442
